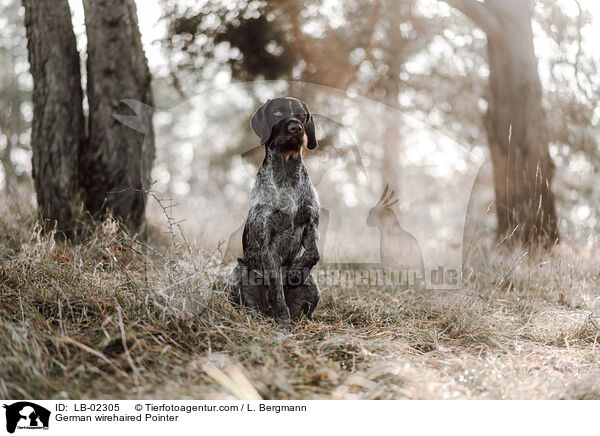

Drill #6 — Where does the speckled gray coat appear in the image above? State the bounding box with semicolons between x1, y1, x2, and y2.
228;98;321;326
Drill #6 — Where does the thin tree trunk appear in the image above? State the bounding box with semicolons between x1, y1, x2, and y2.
22;0;84;236
382;115;402;196
82;0;154;229
485;1;558;247
1;54;17;191
445;0;559;247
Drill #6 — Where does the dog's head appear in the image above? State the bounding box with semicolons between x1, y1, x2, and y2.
250;97;318;159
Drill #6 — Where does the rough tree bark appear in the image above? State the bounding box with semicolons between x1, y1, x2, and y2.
22;0;85;236
82;0;154;229
445;0;559;247
23;0;154;236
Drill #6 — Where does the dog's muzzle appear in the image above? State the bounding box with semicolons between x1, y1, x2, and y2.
287;121;303;135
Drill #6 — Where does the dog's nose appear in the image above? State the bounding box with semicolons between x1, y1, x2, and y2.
287;121;302;134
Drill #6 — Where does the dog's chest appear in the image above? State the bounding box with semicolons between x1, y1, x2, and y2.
251;169;314;216
251;180;313;259
270;183;298;213
267;183;311;230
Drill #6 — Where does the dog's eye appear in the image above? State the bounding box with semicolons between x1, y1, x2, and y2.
273;111;282;116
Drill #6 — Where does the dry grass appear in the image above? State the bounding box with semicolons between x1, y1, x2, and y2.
1;198;599;400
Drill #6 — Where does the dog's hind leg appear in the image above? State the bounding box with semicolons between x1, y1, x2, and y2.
227;262;271;314
285;274;320;320
227;262;244;305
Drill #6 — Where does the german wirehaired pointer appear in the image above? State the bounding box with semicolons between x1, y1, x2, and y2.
228;97;321;328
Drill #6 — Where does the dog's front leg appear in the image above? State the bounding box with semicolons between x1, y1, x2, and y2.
262;252;291;327
284;224;320;288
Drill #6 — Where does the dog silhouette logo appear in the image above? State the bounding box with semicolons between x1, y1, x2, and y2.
3;402;50;434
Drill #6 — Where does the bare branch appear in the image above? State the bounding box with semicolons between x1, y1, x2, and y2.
443;0;501;37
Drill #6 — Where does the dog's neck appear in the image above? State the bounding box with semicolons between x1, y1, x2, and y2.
264;147;305;186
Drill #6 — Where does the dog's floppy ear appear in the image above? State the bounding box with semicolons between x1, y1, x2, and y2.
250;99;272;145
302;102;318;150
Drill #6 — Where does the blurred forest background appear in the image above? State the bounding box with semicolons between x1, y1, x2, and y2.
1;0;599;261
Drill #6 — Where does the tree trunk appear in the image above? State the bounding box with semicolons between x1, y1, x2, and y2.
22;0;84;236
485;1;558;247
82;0;154;229
446;0;559;247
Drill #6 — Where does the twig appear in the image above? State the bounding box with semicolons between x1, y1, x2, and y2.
58;335;129;377
117;307;142;385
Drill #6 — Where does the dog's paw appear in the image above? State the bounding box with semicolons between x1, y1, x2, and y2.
278;319;292;332
274;304;292;331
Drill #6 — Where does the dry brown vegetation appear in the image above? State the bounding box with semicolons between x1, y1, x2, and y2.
1;196;599;400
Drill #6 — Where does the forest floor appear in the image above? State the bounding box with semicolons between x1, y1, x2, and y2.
2;199;600;400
